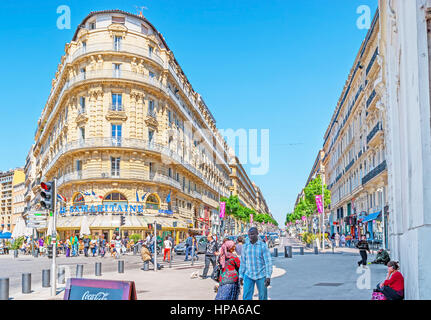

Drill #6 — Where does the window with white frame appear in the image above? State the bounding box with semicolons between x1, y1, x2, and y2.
113;36;122;51
111;157;120;177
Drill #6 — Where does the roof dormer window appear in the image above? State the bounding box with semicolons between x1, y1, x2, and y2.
112;16;125;24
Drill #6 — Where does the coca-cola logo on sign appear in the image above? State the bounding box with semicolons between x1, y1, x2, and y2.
81;291;110;300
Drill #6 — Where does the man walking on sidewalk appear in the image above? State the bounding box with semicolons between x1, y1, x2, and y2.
184;234;193;261
356;235;371;268
200;234;219;279
239;227;272;300
83;236;90;257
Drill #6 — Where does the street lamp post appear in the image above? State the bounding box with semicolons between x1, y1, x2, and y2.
51;178;57;297
321;173;325;251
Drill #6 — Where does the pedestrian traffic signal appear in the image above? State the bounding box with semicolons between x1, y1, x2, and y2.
47;245;53;259
40;181;54;210
120;215;125;226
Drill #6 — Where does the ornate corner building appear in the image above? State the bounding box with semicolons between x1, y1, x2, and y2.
29;10;241;241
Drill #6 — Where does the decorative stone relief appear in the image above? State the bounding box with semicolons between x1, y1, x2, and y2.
106;110;128;122
108;24;128;39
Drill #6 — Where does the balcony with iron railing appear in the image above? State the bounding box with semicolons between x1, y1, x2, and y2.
366;90;376;109
37;68;230;170
362;160;387;186
367;122;383;146
110;104;125;112
42;137;227;197
345;158;355;173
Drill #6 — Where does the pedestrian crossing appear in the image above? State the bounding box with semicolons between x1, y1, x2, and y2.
158;254;205;270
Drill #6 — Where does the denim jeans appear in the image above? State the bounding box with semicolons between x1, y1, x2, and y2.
242;275;267;300
185;246;192;260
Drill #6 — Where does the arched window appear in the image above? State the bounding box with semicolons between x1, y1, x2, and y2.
103;192;128;207
73;193;85;206
146;194;160;210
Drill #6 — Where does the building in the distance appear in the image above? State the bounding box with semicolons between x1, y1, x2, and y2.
1;168;25;232
227;153;272;234
11;181;26;230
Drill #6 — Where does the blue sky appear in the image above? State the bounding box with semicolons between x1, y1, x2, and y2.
0;0;377;225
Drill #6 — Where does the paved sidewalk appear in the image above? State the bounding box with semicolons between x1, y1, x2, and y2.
269;237;387;300
11;262;286;300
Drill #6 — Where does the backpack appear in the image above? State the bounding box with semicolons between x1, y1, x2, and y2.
186;237;193;247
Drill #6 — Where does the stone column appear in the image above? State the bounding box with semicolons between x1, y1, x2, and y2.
380;0;431;299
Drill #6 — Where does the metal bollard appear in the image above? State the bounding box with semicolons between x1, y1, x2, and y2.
133;245;138;255
14;250;18;258
0;278;9;300
118;260;124;273
273;248;278;257
42;269;50;287
287;246;293;258
76;264;84;278
22;273;31;294
169;249;172;269
314;246;319;255
57;266;65;284
299;247;304;255
95;262;102;276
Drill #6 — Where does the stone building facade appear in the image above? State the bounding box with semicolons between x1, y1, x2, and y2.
322;11;389;245
30;10;239;241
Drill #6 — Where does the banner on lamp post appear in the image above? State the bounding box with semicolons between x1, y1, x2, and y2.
315;195;323;214
219;202;226;219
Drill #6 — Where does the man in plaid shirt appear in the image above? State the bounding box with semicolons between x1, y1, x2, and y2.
239;227;273;300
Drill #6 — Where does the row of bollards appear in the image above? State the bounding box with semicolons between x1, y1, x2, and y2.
0;260;126;300
273;246;308;258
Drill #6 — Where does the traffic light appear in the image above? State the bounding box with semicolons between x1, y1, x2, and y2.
40;181;54;210
47;245;53;259
120;215;125;226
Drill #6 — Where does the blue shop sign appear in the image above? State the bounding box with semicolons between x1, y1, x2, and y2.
59;204;173;215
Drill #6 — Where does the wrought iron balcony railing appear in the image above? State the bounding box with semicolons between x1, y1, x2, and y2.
362;160;387;185
367;122;383;144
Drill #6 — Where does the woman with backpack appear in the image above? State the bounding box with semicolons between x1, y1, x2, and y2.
215;240;240;300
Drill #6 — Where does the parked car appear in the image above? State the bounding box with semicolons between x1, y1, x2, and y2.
270;234;280;245
174;236;208;255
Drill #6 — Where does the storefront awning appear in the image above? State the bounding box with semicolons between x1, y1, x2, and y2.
361;211;381;223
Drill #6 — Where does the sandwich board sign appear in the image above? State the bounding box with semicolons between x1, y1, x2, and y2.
64;278;137;300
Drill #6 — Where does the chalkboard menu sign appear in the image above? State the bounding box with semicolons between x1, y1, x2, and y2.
64;278;137;300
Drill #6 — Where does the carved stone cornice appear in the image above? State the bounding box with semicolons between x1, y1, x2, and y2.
108;24;128;39
105;110;128;122
147;34;159;47
75;113;89;126
88;87;104;99
130;90;145;101
77;28;89;42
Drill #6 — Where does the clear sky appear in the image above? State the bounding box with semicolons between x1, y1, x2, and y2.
0;0;377;226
